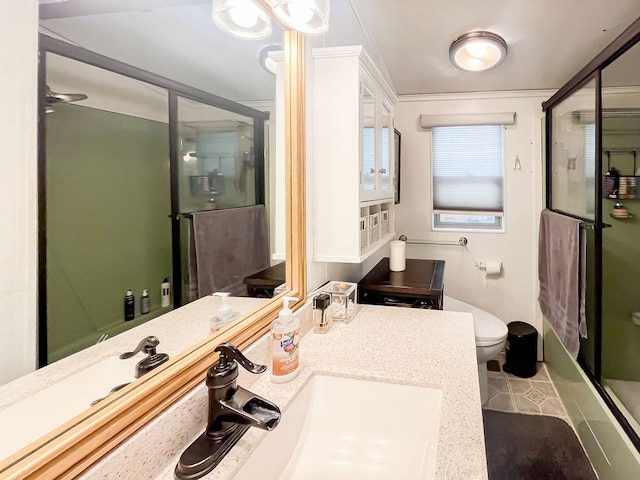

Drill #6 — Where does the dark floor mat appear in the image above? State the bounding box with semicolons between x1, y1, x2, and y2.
483;410;597;480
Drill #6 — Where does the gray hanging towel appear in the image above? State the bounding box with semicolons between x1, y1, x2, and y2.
537;209;587;358
189;205;270;301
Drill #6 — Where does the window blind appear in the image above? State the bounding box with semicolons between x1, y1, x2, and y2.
432;125;504;212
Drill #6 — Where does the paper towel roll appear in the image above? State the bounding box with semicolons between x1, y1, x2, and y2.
389;240;406;271
485;260;502;276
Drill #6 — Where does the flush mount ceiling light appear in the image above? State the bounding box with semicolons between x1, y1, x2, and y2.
272;0;330;36
212;0;272;40
449;31;507;72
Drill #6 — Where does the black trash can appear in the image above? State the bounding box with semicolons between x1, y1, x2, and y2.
503;321;538;378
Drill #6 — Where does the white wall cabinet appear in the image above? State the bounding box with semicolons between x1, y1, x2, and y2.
312;46;397;263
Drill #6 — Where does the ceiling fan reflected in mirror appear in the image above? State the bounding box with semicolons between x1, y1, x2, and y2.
45;85;88;113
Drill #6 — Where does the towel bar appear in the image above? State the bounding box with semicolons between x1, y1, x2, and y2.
579;222;612;229
398;235;468;246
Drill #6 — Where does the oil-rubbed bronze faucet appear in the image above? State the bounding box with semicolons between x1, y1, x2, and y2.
119;336;169;378
175;343;281;480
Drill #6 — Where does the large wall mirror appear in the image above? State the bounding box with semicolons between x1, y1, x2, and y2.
0;1;305;477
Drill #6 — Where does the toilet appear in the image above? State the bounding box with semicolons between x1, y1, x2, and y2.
443;296;508;405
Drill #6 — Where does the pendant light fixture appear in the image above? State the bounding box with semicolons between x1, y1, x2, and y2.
211;0;330;38
449;31;507;72
212;0;272;40
272;0;330;35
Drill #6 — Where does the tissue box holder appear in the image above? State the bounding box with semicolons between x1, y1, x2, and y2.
321;281;358;323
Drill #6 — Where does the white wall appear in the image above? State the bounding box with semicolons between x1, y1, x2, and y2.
305;66;553;355
393;92;550;354
0;0;39;384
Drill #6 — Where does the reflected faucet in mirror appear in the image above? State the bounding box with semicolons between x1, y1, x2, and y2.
119;336;170;378
175;343;281;480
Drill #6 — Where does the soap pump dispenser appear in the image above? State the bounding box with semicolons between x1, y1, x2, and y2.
270;296;300;383
210;292;238;334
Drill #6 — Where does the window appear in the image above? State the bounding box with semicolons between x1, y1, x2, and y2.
431;124;504;230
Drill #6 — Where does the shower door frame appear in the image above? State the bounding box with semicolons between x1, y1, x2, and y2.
542;17;640;452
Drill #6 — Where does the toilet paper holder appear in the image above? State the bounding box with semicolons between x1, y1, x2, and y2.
475;260;502;273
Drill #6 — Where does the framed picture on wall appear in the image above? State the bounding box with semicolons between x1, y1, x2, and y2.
394;128;401;204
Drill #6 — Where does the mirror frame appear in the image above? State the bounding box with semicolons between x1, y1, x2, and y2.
0;29;306;480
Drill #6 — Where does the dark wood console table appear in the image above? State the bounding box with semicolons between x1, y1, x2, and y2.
243;262;285;298
357;257;445;309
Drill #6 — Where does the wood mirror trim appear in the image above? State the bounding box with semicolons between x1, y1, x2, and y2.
0;30;307;480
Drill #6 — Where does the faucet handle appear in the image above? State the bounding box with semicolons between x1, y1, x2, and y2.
214;343;266;375
120;336;160;359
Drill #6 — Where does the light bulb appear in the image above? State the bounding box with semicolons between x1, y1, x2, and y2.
228;0;258;28
466;42;490;59
288;2;314;25
272;0;329;35
212;0;272;40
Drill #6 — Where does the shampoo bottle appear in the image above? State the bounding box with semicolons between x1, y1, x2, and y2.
124;289;135;321
141;289;150;315
270;296;300;383
160;277;171;307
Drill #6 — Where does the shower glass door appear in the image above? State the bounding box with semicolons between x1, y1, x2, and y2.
174;95;267;305
600;39;640;435
45;53;172;363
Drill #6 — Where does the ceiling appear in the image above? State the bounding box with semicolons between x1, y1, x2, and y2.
39;0;640;98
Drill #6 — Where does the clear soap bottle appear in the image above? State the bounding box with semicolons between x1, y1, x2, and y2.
210;292;238;334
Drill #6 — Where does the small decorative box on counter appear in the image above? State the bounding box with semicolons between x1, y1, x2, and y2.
321;281;358;323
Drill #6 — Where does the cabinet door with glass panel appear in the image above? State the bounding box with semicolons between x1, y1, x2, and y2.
359;71;394;203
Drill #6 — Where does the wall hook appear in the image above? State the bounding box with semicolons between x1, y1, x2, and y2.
514;155;522;170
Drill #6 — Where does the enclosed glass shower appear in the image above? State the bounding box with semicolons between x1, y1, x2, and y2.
40;36;269;365
544;24;640;450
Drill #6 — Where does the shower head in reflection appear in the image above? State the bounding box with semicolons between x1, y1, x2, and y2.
45;85;88;104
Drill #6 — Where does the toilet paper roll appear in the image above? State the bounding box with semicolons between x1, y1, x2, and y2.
485;260;502;276
389;240;406;271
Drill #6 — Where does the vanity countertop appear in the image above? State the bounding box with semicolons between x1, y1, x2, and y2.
0;295;268;461
154;304;488;480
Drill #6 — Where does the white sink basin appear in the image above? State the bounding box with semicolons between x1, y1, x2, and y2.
0;355;139;459
233;374;443;480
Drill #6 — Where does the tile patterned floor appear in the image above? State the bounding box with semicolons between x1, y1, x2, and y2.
483;353;569;423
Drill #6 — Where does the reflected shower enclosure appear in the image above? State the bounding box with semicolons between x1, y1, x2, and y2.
40;37;271;365
44;52;172;364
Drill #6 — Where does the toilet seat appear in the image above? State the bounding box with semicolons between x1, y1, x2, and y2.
474;315;508;347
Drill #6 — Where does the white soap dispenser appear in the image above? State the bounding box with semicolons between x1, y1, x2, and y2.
270;296;300;383
210;292;238;334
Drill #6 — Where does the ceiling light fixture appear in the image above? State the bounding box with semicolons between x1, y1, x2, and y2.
212;0;272;40
449;31;507;72
272;0;330;36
